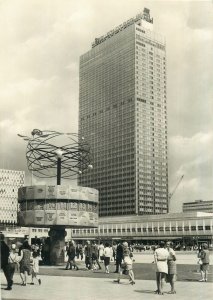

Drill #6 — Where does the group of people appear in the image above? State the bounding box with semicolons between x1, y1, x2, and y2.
154;241;177;295
153;240;210;295
1;233;41;291
64;239;135;284
83;240;135;284
1;233;210;294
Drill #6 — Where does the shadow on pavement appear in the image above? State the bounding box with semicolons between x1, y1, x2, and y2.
134;289;155;294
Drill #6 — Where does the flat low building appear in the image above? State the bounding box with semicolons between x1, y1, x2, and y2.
71;212;213;245
183;200;213;213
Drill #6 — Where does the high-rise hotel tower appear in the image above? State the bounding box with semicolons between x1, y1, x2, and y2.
79;9;168;217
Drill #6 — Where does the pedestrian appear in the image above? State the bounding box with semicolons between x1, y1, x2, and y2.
98;241;105;262
115;242;135;285
0;233;12;290
154;241;169;295
19;240;32;286
78;244;84;260
76;243;83;260
41;237;50;265
112;242;117;261
91;241;101;270
166;241;177;294
103;242;111;274
84;240;92;270
76;243;80;259
30;245;41;285
63;242;68;262
114;241;123;273
65;241;79;270
198;243;210;282
7;244;21;290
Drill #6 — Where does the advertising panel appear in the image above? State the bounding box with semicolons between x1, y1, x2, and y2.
68;211;78;226
69;186;79;200
44;200;57;210
34;185;46;199
79;187;87;201
67;211;98;227
87;188;98;202
19;210;35;226
34;210;45;225
34;200;45;210
77;187;99;202
57;185;69;199
56;210;68;225
44;210;57;225
46;185;57;199
26;186;35;200
77;211;89;226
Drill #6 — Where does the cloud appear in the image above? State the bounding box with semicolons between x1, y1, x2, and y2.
187;1;213;30
0;0;212;208
169;131;213;212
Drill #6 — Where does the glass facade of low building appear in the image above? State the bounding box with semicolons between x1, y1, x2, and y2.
71;212;213;244
78;10;168;217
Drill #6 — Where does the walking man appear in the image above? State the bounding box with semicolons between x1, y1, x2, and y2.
114;241;123;273
0;233;12;290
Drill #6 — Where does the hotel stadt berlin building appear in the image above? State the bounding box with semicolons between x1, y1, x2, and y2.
78;9;168;217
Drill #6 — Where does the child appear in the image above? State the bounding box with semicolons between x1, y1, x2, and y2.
30;245;41;285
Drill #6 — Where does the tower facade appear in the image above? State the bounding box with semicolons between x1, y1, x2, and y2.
0;169;25;224
79;9;168;217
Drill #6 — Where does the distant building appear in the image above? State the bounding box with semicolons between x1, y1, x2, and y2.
183;200;213;213
0;169;25;224
79;8;168;217
72;211;213;246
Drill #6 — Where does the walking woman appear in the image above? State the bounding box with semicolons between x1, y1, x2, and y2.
198;243;210;282
154;241;169;295
116;242;135;285
19;240;32;286
166;241;177;294
103;242;111;274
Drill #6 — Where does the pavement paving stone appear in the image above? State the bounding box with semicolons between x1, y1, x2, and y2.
1;273;213;300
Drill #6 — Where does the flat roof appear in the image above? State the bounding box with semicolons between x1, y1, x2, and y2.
99;211;213;224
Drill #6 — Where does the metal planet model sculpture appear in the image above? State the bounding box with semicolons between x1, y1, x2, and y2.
18;129;98;265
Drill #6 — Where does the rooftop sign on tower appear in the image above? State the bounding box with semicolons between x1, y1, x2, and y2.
92;8;153;48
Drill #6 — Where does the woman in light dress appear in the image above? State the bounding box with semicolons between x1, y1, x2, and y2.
103;242;111;273
154;241;169;295
98;242;105;262
166;241;177;294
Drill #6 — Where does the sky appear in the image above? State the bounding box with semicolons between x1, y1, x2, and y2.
0;0;212;212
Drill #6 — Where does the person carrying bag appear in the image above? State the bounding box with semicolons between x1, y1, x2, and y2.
6;244;21;290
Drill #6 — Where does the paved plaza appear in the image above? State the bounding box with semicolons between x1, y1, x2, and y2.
1;273;213;300
1;253;212;300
